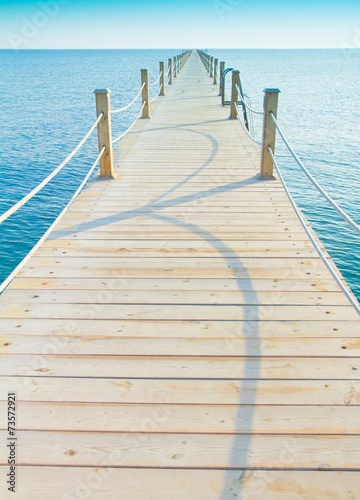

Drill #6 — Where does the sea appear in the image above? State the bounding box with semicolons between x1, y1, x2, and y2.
1;48;360;300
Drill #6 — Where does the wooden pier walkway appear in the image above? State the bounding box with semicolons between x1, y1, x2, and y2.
1;50;360;498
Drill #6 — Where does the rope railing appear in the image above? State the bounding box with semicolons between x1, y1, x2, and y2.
235;84;263;115
1;51;192;290
198;52;360;309
270;112;360;236
0;146;106;294
112;102;146;145
0;112;103;225
111;83;145;114
166;66;171;85
149;71;163;87
234;103;261;146
244;94;256;139
150;86;162;103
105;52;192;153
267;145;360;316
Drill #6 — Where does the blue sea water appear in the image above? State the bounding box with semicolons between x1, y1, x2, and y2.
1;48;360;300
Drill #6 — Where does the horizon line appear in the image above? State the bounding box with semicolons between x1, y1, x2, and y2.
0;47;353;50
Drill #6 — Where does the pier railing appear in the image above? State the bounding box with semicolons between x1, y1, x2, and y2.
199;49;360;313
0;49;191;292
96;50;192;177
0;50;191;222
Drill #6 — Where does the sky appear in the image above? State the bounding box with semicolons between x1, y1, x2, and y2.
0;0;359;49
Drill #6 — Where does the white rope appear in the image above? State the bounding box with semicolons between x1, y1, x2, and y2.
0;146;106;295
149;71;163;87
150;86;162;103
235;84;263;115
165;67;172;85
0;113;103;225
270;112;360;237
234;103;261;146
267;145;360;316
110;83;145;115
112;102;146;145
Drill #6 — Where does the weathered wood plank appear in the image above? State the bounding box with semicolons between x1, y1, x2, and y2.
2;335;359;357
2;402;359;434
2;354;359;379
35;245;318;258
20;257;325;267
0;289;349;306
17;266;331;281
2;431;360;468
49;229;311;241
1;377;358;405
0;303;357;321
1;468;359;500
0;318;355;338
7;277;343;292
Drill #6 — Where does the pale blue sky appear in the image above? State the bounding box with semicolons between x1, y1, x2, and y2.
1;0;359;49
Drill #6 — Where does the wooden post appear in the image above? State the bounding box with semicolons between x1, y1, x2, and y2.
260;88;281;178
219;61;225;95
168;58;173;85
177;55;180;73
210;56;213;78
141;69;150;118
213;58;218;85
94;89;114;177
160;61;165;96
173;56;177;78
207;55;210;73
230;70;240;119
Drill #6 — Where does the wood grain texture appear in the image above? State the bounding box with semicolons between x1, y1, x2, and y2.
0;468;359;500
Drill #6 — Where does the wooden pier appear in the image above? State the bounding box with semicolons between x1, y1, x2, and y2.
1;50;360;498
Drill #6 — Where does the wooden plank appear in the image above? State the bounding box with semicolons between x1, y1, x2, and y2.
39;239;315;249
2;402;359;434
35;243;318;258
17;266;331;281
0;289;349;306
7;277;343;292
71;200;294;207
55;220;306;231
68;206;298;214
19;257;325;267
1;377;359;405
1;431;360;468
0;318;356;338
0;468;359;500
60;212;299;221
49;230;310;241
2;335;360;357
2;354;360;379
76;190;291;197
0;303;356;321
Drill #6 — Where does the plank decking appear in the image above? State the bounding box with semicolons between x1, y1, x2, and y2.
1;50;360;498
